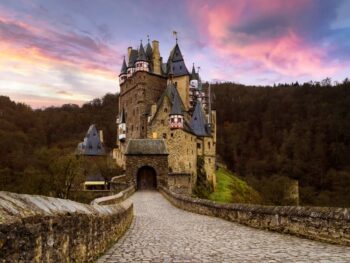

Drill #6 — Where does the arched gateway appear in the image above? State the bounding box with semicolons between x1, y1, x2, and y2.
137;166;157;190
125;139;169;190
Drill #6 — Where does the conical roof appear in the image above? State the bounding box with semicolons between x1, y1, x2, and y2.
167;43;189;76
190;63;197;80
170;90;183;115
146;42;153;60
76;124;105;155
137;42;147;61
190;101;209;137
128;49;138;67
120;57;127;75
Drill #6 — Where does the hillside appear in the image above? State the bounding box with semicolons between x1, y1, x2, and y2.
212;80;350;207
209;167;262;204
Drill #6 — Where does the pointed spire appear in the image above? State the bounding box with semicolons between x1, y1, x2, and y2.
190;101;209;136
170;91;183;115
137;40;147;61
120;56;127;75
168;60;174;79
190;63;197;80
145;36;153;60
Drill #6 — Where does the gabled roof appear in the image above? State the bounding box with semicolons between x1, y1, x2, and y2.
76;124;105;156
128;49;138;67
189;101;210;137
137;43;147;61
125;139;168;155
120;57;127;75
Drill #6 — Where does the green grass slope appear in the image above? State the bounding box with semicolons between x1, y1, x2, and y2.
209;167;262;204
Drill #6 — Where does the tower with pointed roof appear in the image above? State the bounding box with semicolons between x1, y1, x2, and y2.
114;36;217;194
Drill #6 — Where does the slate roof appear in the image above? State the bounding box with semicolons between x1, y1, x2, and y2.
170;90;183;115
128;49;138;67
76;124;106;156
145;42;153;60
125;139;168;155
120;57;127;75
189;101;210;137
166;43;189;77
190;64;197;80
137;43;147;61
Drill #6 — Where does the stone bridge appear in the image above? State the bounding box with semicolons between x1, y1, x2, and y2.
0;189;349;262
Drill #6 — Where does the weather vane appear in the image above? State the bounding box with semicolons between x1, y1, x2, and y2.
173;31;178;44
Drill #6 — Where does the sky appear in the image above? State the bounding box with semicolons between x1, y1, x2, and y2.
0;0;350;108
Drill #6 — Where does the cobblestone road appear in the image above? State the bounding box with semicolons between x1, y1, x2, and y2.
98;191;350;263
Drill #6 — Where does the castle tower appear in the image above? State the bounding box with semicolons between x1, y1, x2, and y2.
127;48;138;78
167;43;190;109
169;90;184;129
119;57;127;85
135;42;149;72
189;63;198;110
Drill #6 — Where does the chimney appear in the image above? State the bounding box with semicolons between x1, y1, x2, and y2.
99;130;104;143
152;40;161;75
127;47;132;61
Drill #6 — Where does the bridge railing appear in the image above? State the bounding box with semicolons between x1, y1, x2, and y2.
159;186;349;246
0;191;133;262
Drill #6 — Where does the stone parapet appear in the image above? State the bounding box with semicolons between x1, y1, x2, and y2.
91;186;135;205
159;187;349;246
0;191;133;262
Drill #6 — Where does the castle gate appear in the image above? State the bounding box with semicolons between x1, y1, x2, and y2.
137;166;157;190
125;139;169;190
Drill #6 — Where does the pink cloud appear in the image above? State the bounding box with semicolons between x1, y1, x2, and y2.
188;0;342;80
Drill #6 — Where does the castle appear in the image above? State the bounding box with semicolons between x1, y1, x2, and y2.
113;38;216;194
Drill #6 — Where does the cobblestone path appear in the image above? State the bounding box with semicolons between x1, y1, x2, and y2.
98;191;350;263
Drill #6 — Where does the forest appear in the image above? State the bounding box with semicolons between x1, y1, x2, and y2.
0;79;349;206
213;79;350;207
0;94;119;197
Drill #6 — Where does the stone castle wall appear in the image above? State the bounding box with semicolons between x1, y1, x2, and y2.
160;187;350;246
125;155;168;188
0;191;133;262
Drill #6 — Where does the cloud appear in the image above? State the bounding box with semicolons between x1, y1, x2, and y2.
187;0;349;82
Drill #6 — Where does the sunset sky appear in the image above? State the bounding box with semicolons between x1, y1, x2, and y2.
1;0;350;108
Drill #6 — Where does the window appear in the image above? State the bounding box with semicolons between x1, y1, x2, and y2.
189;162;191;168
180;66;182;70
131;125;134;131
164;108;168;113
163;133;167;139
208;142;211;149
171;133;174;138
197;143;201;149
209;158;211;163
142;126;144;130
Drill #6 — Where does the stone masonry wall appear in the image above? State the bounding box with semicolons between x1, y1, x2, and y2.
0;191;133;262
160;187;350;246
125;155;168;188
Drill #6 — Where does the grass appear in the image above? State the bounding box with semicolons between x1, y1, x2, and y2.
209;167;262;204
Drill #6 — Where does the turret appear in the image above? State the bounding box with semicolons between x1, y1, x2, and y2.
190;63;198;88
135;41;149;72
127;48;138;78
118;109;126;141
169;89;184;129
119;56;127;85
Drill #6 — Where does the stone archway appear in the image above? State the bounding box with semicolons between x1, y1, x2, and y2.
137;166;157;190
